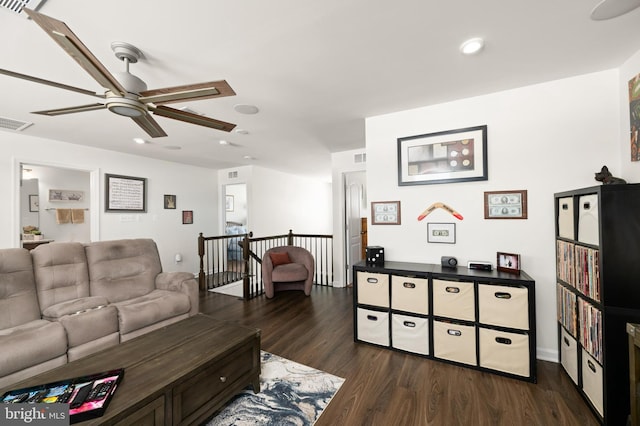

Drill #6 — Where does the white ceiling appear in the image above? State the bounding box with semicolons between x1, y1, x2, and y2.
1;1;639;179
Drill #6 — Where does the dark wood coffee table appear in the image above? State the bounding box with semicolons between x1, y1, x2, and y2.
0;314;261;425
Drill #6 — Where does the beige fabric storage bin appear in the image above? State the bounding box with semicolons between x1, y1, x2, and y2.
581;349;604;417
391;275;429;314
357;271;389;308
577;194;599;246
478;283;529;330
433;279;475;321
356;307;389;346
560;327;578;384
391;313;429;355
479;327;530;377
433;320;476;366
557;196;575;240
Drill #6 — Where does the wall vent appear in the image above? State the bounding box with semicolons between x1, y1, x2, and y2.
354;153;366;164
1;0;46;16
228;171;238;178
0;116;33;131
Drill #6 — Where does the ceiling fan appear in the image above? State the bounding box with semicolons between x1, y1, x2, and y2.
0;8;236;138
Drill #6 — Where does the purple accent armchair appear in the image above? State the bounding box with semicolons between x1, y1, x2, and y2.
262;246;314;298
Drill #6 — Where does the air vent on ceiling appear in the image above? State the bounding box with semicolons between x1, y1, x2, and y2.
0;116;33;131
1;0;46;16
228;171;238;179
354;153;366;164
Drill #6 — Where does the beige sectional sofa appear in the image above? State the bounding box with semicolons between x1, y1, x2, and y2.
0;238;199;389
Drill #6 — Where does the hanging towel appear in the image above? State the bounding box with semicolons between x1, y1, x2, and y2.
71;209;85;224
56;208;71;224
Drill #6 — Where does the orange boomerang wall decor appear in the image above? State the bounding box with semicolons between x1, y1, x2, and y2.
417;202;464;221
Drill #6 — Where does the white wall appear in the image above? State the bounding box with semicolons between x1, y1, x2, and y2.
365;69;621;361
620;48;640;181
1;132;218;275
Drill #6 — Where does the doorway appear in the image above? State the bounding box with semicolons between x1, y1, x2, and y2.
344;171;366;285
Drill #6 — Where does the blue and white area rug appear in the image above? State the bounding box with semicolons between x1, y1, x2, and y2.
206;351;345;426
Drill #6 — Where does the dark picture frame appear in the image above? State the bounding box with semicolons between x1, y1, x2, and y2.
29;194;39;212
484;190;528;219
397;125;488;186
371;201;401;225
497;251;521;274
427;222;456;244
105;174;147;213
164;194;176;209
182;210;193;224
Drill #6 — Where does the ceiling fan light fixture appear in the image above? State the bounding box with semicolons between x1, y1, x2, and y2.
460;37;485;55
590;0;640;20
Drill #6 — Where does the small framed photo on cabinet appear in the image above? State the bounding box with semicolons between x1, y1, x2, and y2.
497;252;521;274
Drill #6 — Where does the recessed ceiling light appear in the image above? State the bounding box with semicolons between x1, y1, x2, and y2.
243;155;254;160
591;0;640;20
164;145;182;150
235;128;249;135
460;38;485;55
133;138;147;144
234;104;260;115
219;140;230;145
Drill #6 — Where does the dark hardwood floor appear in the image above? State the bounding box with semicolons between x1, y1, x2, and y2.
200;286;600;426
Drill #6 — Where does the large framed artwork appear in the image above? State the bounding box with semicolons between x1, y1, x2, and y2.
105;174;147;213
397;125;488;186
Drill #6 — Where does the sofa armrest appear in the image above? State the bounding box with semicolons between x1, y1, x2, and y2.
155;272;199;316
42;296;110;321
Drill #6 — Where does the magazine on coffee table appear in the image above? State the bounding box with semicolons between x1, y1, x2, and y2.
0;368;124;424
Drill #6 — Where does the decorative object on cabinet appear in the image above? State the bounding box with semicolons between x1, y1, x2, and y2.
105;174;147;212
164;194;176;209
48;189;84;202
427;223;456;243
594;165;626;184
497;252;521;274
440;256;458;268
630;72;640;161
484;190;528;219
365;246;384;266
371;201;401;225
353;260;536;382
182;210;193;224
555;184;640;425
28;194;39;212
417;202;463;221
397;125;487;186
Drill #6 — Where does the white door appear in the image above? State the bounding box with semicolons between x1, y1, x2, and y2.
345;171;366;285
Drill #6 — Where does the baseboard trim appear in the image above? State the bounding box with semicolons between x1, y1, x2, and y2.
537;347;558;363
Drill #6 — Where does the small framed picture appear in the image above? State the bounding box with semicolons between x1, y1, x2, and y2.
226;195;234;212
484;190;528;219
371;201;401;225
29;194;39;212
164;195;176;209
427;222;456;244
497;252;521;274
182;210;193;224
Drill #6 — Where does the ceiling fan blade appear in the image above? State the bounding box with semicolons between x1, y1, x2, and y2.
139;80;236;105
32;103;106;116
132;113;168;138
0;68;103;98
23;8;126;95
150;105;236;132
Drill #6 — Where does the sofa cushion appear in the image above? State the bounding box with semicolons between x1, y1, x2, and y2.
113;290;191;334
85;239;162;303
59;305;119;347
272;263;309;283
31;242;90;312
42;296;110;320
0;320;67;376
0;248;41;329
